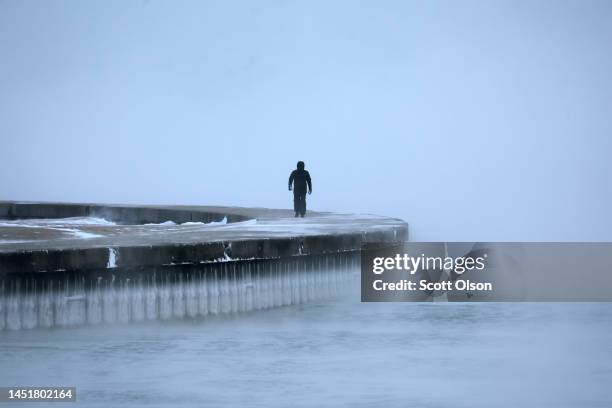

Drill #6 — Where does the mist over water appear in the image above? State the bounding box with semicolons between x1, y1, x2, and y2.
2;293;611;407
1;1;612;406
1;0;612;240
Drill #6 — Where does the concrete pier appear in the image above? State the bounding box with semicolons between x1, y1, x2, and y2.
0;201;408;330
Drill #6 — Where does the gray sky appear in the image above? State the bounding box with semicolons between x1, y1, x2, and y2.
1;0;611;240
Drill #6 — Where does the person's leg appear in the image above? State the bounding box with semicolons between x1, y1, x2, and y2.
295;194;303;217
300;195;306;217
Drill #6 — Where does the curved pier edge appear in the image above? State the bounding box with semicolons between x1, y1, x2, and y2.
0;201;407;330
0;201;408;275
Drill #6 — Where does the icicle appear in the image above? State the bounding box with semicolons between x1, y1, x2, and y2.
1;251;360;330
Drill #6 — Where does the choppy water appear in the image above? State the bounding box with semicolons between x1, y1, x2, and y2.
1;291;611;408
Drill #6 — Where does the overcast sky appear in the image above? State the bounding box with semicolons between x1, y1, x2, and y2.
1;0;611;240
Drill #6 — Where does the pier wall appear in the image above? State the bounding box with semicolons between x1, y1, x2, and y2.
0;202;407;330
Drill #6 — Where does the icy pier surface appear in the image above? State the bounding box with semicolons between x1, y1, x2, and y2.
0;202;407;330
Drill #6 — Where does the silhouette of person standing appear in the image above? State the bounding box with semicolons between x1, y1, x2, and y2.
288;161;312;217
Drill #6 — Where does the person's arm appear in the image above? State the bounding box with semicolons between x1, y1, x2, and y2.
288;171;294;191
306;171;312;194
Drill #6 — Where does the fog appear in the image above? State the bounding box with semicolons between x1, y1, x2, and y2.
1;0;611;241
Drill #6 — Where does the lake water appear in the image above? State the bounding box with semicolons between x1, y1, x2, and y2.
1;288;611;408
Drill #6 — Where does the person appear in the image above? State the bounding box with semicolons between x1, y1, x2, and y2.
288;161;312;217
